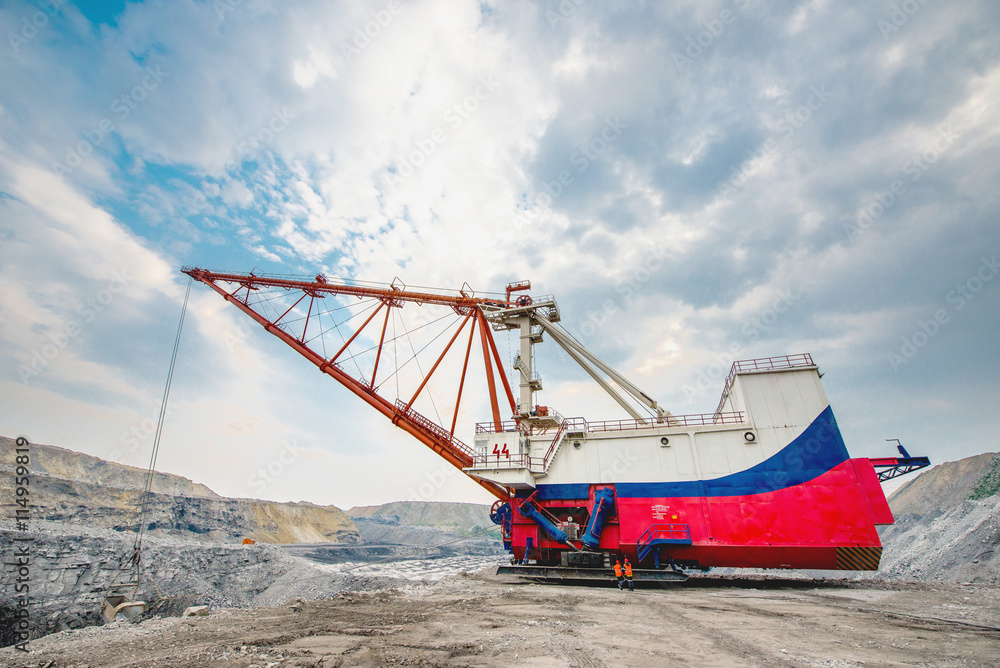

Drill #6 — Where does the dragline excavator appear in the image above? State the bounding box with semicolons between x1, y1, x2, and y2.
184;267;928;581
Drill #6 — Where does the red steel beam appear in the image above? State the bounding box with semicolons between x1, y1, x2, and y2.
186;270;509;501
404;311;474;411
327;300;384;364
274;292;308;327
450;320;478;438
370;304;392;389
183;268;505;310
300;294;316;343
476;310;503;431
868;458;901;466
484;316;517;414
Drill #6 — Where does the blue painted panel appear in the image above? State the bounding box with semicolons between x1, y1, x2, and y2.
535;406;849;501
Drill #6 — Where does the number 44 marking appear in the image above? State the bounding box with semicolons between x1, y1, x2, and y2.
492;443;510;459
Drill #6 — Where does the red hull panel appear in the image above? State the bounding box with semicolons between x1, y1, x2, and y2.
512;458;890;570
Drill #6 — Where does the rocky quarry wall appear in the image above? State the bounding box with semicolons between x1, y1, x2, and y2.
0;436;360;544
347;500;499;538
0;523;387;647
877;451;1000;584
0;438;499;647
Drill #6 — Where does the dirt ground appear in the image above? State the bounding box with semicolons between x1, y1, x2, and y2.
4;572;999;667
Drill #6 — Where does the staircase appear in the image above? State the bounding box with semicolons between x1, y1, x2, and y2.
637;523;692;563
540;419;571;470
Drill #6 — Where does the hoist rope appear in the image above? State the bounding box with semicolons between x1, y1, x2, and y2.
402;319;444;425
133;277;193;564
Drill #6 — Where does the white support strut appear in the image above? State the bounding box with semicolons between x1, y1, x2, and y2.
533;315;667;421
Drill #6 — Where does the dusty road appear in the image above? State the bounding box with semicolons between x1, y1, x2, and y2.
4;572;999;667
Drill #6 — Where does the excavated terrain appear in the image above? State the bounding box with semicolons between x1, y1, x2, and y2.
347;501;501;540
3;571;999;667
874;452;1000;585
0;437;360;545
0;520;500;648
0;438;505;649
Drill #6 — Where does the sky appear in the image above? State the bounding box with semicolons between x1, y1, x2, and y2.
1;0;998;509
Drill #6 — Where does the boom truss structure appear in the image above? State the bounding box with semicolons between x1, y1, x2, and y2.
183;268;673;502
183;268;517;500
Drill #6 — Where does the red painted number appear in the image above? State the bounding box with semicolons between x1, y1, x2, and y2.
492;443;510;459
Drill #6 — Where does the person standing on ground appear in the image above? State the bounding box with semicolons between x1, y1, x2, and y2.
613;558;624;590
623;558;634;591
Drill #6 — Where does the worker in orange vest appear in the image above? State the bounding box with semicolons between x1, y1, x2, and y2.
613;558;624;590
623;558;634;591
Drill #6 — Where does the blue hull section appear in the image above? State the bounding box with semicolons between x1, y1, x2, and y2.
534;405;849;501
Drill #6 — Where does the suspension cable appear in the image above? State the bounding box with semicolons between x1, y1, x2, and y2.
133;277;192;565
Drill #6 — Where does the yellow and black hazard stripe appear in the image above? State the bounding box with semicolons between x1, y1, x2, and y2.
835;546;882;570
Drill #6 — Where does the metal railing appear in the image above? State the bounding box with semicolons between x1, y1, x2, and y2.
637;523;692;562
476;419;529;435
475;411;745;436
869;456;931;482
466;418;569;472
715;353;815;416
576;412;746;432
731;353;814;375
394;399;476;460
532;294;560;321
539;419;570;468
467;453;545;472
470;410;746;474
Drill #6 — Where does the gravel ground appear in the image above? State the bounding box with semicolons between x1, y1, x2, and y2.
874;496;1000;584
0;523;508;648
3;570;999;667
